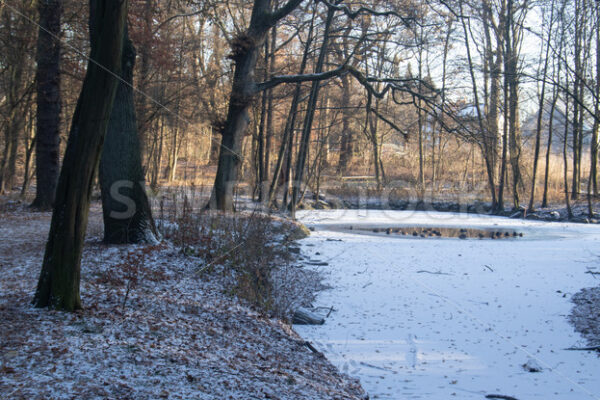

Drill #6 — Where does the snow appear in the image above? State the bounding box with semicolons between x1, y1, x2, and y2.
0;208;365;400
295;209;600;400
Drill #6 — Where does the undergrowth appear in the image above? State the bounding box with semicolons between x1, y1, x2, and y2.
156;191;321;321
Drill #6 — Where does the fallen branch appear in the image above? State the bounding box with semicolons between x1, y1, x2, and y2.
417;270;452;275
486;395;519;400
565;346;600;351
359;361;392;372
302;341;325;357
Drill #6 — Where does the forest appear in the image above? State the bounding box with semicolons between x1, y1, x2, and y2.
1;0;599;215
1;0;600;399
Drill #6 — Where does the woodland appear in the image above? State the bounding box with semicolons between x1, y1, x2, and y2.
1;0;600;399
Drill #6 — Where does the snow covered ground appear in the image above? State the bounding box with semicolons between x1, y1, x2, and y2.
295;209;600;400
0;208;366;400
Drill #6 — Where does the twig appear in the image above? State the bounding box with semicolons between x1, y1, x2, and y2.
121;279;132;313
302;341;324;357
484;265;494;272
417;270;452;275
326;306;334;318
359;361;393;372
486;395;519;400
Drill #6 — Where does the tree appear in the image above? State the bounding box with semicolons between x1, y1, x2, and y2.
33;0;128;311
31;0;62;209
99;25;158;244
207;0;304;211
0;2;36;195
528;0;555;211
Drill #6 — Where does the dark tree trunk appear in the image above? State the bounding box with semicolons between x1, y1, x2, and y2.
257;38;269;202
32;0;62;210
33;0;128;311
591;2;600;198
337;74;354;175
0;105;23;194
100;26;158;244
541;86;558;208
0;63;26;194
207;0;302;211
563;84;573;219
269;11;316;208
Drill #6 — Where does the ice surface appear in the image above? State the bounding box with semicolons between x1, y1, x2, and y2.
295;210;600;400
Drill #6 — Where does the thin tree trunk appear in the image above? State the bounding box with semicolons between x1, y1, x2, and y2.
541;85;559;208
590;2;600;199
291;7;335;215
505;0;522;210
21;111;36;197
528;0;554;211
338;74;354;175
563;81;573;219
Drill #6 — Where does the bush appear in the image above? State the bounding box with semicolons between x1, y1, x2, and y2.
159;200;322;320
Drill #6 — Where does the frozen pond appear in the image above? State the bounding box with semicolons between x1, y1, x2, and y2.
295;210;600;400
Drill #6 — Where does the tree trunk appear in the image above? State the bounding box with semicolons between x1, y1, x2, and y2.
541;86;558;208
505;0;522;210
291;7;335;214
207;0;300;211
100;26;158;244
590;2;600;198
0;64;26;194
338;74;354;175
21;111;36;197
528;2;553;211
563;84;573;219
32;0;62;209
33;0;128;311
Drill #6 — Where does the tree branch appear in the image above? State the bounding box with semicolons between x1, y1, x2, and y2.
317;0;415;27
255;65;347;92
370;107;409;139
267;0;305;26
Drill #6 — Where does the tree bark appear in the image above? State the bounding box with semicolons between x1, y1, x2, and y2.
33;0;128;311
337;74;354;175
32;0;62;210
100;25;158;244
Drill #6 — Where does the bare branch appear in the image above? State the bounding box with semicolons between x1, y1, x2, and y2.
370;107;409;139
255;65;347;92
267;0;305;26
317;0;415;27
